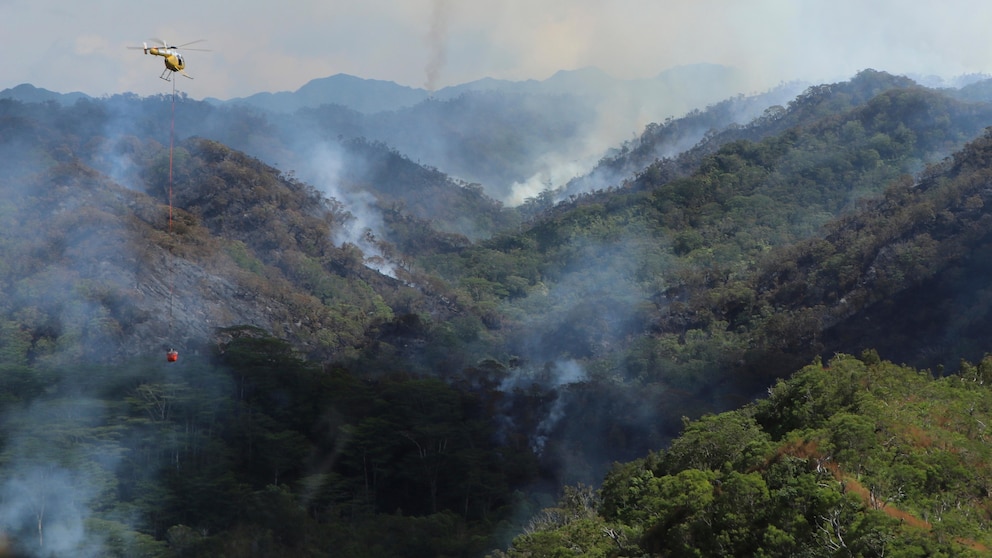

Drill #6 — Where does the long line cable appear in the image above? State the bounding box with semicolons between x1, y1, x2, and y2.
168;78;176;337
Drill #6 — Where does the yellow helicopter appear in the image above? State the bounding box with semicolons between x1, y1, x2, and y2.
129;39;209;80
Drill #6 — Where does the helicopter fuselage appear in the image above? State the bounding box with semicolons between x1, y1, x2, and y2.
133;40;200;80
146;47;185;72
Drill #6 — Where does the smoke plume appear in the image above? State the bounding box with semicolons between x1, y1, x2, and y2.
305;142;399;278
424;0;452;92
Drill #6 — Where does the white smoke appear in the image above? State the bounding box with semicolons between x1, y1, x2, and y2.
305;142;398;278
506;157;590;207
0;467;97;556
499;359;588;454
0;398;120;557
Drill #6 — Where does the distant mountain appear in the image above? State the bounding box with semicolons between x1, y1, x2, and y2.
213;73;429;114
0;83;90;105
0;68;803;207
209;64;751;116
205;65;767;203
432;66;619;99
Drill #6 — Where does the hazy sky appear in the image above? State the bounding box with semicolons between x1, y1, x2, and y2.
3;0;990;99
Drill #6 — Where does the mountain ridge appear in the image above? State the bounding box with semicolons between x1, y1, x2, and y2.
205;63;751;115
8;67;992;555
0;82;91;105
2;64;770;205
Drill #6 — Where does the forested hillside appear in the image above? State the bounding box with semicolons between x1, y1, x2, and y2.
6;69;992;555
496;352;992;556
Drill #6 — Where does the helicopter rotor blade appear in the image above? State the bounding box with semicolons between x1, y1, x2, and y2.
176;39;207;49
129;38;209;52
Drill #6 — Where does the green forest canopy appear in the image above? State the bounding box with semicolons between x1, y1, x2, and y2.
7;69;992;555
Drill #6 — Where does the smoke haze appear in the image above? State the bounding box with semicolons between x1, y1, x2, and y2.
9;8;992;550
303;142;399;277
4;1;991;100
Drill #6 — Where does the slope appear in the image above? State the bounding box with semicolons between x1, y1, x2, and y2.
0;100;461;365
402;70;992;486
214;67;761;204
498;353;992;556
7;68;992;555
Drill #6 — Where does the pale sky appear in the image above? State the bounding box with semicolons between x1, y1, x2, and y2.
2;0;990;99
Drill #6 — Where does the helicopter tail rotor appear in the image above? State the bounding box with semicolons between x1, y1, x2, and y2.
126;41;153;54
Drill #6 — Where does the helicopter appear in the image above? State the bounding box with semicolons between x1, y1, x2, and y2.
129;39;209;80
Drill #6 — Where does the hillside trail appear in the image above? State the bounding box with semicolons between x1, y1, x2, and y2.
774;437;987;552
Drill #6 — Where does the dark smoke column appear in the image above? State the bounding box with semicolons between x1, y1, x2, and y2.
424;0;451;92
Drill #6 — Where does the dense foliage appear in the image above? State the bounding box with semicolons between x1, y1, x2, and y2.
497;352;992;557
7;69;992;554
410;70;992;431
0;329;541;556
